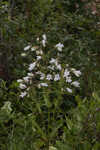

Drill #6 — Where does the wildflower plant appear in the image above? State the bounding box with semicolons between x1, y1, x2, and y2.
17;34;81;99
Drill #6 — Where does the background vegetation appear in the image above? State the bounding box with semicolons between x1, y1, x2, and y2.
0;0;100;149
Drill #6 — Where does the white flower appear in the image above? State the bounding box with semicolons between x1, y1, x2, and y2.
41;34;47;47
46;74;52;80
28;62;36;71
27;73;34;77
24;45;31;51
40;73;45;80
42;40;46;47
66;77;72;83
36;71;42;74
39;50;43;55
31;46;39;51
17;79;23;83
48;65;55;70
31;47;35;51
71;68;81;77
39;83;48;87
71;81;80;87
55;43;64;52
42;34;47;41
36;56;42;61
23;76;30;83
54;74;60;81
56;64;62;71
66;88;72;93
36;50;43;55
20;91;27;98
21;53;27;57
63;69;70;78
36;71;45;80
19;83;27;89
49;58;57;64
37;37;39;41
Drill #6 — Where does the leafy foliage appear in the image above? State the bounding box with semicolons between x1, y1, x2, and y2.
0;0;100;149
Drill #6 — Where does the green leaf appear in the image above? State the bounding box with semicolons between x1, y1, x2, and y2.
92;142;100;150
65;116;73;130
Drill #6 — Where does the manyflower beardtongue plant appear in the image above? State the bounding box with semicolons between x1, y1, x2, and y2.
17;34;82;98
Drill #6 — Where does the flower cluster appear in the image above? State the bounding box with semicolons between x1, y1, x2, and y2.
17;34;81;98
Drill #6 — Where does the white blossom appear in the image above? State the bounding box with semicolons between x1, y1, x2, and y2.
21;53;27;57
40;73;45;80
36;71;42;74
66;88;72;93
63;69;70;78
39;50;43;55
31;47;35;51
31;46;39;51
20;91;27;98
71;68;81;77
54;74;60;81
36;50;43;55
17;79;23;83
39;83;48;87
66;77;72;83
19;83;27;89
42;34;47;41
46;74;52;80
42;40;46;47
23;76;30;83
48;65;55;70
24;45;31;51
37;37;39;41
56;64;62;70
49;58;57;64
27;73;34;77
28;62;36;71
55;43;64;52
36;56;42;61
71;81;80;87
